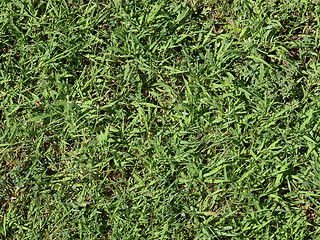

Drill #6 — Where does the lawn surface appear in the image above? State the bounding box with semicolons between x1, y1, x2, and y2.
1;0;320;239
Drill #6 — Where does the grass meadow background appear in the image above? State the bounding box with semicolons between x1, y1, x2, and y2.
1;0;320;239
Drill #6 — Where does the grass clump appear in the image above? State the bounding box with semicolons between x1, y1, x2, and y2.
1;0;320;239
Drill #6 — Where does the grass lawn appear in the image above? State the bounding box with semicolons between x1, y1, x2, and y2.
1;0;320;239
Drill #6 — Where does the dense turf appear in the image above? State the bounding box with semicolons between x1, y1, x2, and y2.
1;0;320;239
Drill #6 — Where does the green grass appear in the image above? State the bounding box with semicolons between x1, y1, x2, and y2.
1;0;320;239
